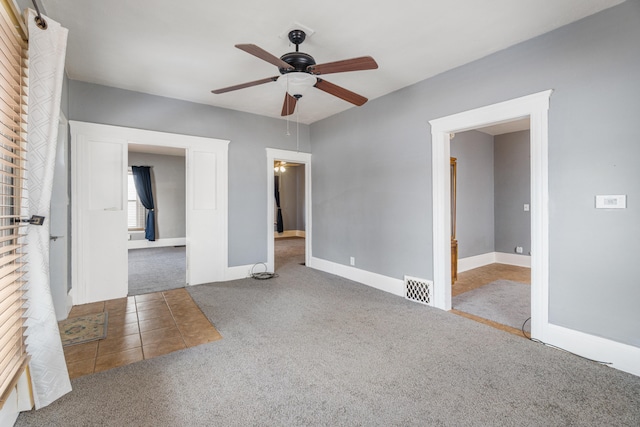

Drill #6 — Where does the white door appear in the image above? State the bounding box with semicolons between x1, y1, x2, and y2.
71;131;128;304
50;116;70;319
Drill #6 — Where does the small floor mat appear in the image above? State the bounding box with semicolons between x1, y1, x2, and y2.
59;312;108;347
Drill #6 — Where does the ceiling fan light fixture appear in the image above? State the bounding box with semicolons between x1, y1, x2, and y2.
278;72;317;97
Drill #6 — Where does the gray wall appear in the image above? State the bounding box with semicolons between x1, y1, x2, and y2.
494;131;531;254
310;2;640;347
68;81;311;266
128;152;186;239
450;130;495;258
277;166;305;232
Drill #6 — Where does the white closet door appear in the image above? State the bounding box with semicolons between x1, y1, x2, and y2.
71;129;128;304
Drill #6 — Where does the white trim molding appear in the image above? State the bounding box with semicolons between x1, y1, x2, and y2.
494;252;531;268
127;237;187;250
266;148;312;273
457;253;497;273
275;230;306;239
307;256;405;296
429;90;552;339
458;252;531;272
225;264;255;281
542;324;640;377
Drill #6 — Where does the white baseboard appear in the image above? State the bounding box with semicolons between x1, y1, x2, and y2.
458;253;496;272
225;264;255;281
274;230;306;239
128;237;186;250
542;323;640;377
458;252;531;272
307;256;405;296
495;252;531;268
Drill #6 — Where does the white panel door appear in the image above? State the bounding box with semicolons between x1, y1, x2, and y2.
72;131;128;304
187;149;225;285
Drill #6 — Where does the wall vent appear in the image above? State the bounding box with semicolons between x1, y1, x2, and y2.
404;276;434;306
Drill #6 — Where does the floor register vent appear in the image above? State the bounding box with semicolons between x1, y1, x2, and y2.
404;276;434;306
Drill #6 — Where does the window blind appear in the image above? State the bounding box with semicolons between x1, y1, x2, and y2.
0;0;29;408
127;170;145;229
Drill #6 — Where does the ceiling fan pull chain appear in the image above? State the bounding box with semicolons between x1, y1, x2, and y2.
285;79;291;135
296;101;300;153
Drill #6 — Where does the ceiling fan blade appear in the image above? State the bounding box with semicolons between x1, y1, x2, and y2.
281;93;297;116
211;76;278;94
314;79;368;106
236;44;293;70
308;56;378;75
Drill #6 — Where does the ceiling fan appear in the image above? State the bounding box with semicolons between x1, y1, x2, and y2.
211;30;378;116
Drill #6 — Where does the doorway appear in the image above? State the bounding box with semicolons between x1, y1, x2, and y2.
449;123;532;336
274;161;306;270
127;144;187;295
429;90;552;341
70;121;229;305
266;148;312;273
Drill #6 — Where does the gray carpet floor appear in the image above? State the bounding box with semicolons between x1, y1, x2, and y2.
128;246;186;296
453;279;531;332
17;239;640;426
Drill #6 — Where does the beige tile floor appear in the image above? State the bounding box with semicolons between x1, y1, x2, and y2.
450;263;531;337
62;288;221;379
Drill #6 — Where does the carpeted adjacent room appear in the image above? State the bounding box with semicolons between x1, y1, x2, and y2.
17;240;640;426
128;246;187;296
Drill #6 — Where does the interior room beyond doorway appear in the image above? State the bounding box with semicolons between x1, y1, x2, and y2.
449;119;532;337
127;144;187;296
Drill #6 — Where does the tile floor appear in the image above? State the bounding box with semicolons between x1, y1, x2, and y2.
450;263;531;337
62;288;221;379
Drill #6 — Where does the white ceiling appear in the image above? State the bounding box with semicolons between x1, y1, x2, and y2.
31;0;623;124
476;118;530;136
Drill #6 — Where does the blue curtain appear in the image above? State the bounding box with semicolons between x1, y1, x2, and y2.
132;166;156;241
274;175;284;233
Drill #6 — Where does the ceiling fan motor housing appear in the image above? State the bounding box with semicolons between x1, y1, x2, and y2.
279;52;315;74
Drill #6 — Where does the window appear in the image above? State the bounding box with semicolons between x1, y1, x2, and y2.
127;169;145;230
0;0;30;407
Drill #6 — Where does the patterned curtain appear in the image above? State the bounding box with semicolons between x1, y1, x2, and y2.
24;9;72;409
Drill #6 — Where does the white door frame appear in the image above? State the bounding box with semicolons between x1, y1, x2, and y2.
429;90;552;340
70;121;229;304
266;148;312;272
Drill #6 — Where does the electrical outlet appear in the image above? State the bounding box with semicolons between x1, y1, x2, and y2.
350;257;355;266
516;246;523;254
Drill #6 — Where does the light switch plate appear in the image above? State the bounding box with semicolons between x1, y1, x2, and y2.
595;195;626;209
